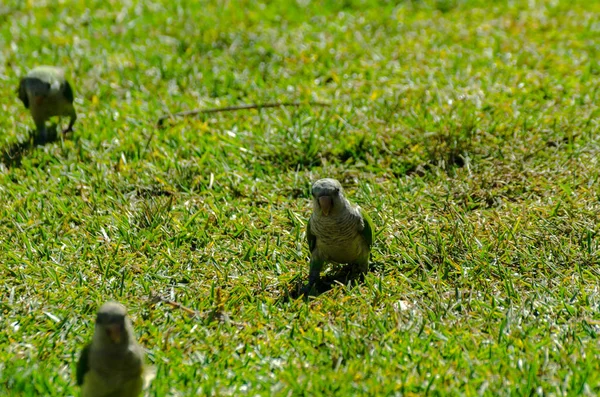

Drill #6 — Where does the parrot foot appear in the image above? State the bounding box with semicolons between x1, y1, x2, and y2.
63;118;75;134
300;283;315;298
34;129;49;145
300;277;318;297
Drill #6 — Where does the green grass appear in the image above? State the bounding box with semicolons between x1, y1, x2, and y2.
1;0;600;395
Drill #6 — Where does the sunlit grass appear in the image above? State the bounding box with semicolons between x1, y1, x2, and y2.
1;0;600;395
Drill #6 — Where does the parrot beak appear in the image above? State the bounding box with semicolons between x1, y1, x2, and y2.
105;323;122;344
318;196;333;216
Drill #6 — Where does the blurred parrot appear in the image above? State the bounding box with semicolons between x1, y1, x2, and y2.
17;66;77;142
305;178;374;293
76;301;155;397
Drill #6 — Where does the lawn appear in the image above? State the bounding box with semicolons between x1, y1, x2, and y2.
1;0;600;395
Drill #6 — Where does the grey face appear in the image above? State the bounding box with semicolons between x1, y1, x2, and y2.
23;78;53;97
311;178;343;216
95;302;128;345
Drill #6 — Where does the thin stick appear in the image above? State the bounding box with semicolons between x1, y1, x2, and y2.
150;294;200;317
157;101;330;127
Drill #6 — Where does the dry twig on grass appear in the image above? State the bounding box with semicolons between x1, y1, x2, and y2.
157;101;330;127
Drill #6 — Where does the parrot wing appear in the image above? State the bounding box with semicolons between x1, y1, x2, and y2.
359;208;374;248
17;79;29;108
306;216;317;253
76;344;91;386
62;80;74;103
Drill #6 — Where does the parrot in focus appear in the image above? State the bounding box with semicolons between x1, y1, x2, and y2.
76;301;155;397
305;178;374;293
17;66;77;142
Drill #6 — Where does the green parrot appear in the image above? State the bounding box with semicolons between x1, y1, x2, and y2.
76;301;155;397
305;178;374;292
17;66;77;142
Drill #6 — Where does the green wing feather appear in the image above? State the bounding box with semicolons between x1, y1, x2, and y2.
306;216;316;252
17;79;29;108
76;344;91;386
62;81;74;103
359;208;374;248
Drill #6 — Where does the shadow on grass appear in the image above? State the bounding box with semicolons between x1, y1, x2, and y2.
285;266;373;301
1;126;61;168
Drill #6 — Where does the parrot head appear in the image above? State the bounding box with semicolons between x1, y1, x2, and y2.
22;77;60;104
311;178;344;217
93;301;131;346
